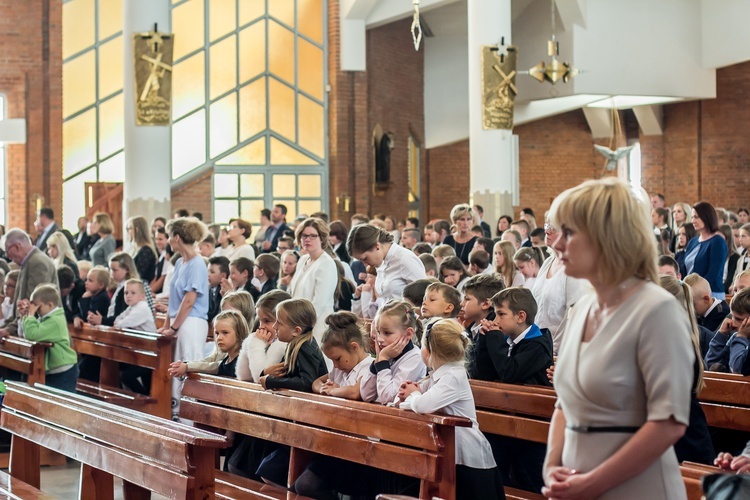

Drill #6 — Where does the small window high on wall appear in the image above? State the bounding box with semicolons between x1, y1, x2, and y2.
0;94;6;225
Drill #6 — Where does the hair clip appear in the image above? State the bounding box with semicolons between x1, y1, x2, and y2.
460;330;469;339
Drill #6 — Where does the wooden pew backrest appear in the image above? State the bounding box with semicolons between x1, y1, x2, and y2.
0;381;227;499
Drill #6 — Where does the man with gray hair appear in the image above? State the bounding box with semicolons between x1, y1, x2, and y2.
0;228;59;337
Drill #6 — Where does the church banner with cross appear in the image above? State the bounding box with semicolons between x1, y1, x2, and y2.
481;45;517;130
134;29;173;126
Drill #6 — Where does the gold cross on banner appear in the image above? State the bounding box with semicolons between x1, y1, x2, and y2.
493;64;518;95
139;53;173;102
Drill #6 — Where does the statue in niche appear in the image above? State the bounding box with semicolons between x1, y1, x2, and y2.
373;125;395;184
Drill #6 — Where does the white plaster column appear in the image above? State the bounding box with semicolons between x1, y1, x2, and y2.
467;0;517;222
123;0;171;229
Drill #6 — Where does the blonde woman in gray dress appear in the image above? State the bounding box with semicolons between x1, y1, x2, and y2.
542;178;694;500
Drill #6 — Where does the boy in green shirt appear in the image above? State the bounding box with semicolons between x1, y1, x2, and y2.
21;284;79;392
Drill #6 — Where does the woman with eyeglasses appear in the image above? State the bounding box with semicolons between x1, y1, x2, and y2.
289;218;338;353
530;221;590;354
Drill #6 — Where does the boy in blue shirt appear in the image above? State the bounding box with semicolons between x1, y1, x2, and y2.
705;287;750;374
20;284;79;392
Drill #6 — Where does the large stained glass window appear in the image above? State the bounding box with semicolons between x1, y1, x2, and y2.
171;0;327;230
61;0;124;230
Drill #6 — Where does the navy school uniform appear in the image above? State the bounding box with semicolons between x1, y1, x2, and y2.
468;322;552;492
698;299;729;333
469;323;553;386
76;288;112;382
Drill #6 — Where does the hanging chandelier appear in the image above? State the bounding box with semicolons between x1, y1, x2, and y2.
525;0;579;85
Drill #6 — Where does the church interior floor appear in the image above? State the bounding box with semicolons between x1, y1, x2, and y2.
4;460;170;499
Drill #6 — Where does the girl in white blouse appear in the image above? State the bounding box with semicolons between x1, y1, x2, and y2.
311;311;372;399
347;224;426;302
399;319;504;500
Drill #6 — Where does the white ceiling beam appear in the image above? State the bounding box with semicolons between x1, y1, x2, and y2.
514;94;606;126
632;105;664;136
341;0;379;20
0;118;26;144
582;106;614;139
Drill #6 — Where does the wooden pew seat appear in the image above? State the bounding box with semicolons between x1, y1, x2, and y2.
0;469;54;499
69;323;173;418
181;373;472;500
0;337;65;469
214;470;312;499
0;381;227;498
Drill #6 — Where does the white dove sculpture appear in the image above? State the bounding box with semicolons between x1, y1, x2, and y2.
594;144;635;171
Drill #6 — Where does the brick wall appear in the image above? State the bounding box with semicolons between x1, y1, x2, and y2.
366;19;425;221
425;140;470;221
0;0;62;233
327;8;426;223
171;169;213;221
639;61;750;210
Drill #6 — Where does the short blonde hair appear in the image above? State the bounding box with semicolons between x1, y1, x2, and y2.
549;178;658;286
88;266;111;288
124;278;145;295
30;283;60;305
449;204;476;225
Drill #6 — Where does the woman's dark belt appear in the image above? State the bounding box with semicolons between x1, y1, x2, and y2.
567;425;640;433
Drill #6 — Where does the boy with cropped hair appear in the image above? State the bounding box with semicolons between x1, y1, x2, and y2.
418;253;438;277
421;282;461;320
114;279;157;332
705;287;750;374
473;287;553;385
685;273;730;332
468;249;493;276
20;284;79;392
253;253;280;297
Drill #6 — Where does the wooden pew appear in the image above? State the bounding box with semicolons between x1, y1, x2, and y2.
469;380;740;500
0;337;51;385
0;337;65;469
69;323;174;418
0;469;53;499
0;381;227;499
180;373;473;500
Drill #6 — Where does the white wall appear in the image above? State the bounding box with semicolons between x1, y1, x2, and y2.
512;0;575;103
701;0;750;69
423;35;469;148
572;0;715;98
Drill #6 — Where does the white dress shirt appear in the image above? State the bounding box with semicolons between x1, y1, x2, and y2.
359;344;426;404
375;244;426;302
403;361;496;469
114;301;157;331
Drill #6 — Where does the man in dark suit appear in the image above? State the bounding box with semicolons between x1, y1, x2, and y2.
511;220;533;248
261;204;290;253
34;207;59;252
0;229;60;337
473;205;493;239
73;216;92;258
